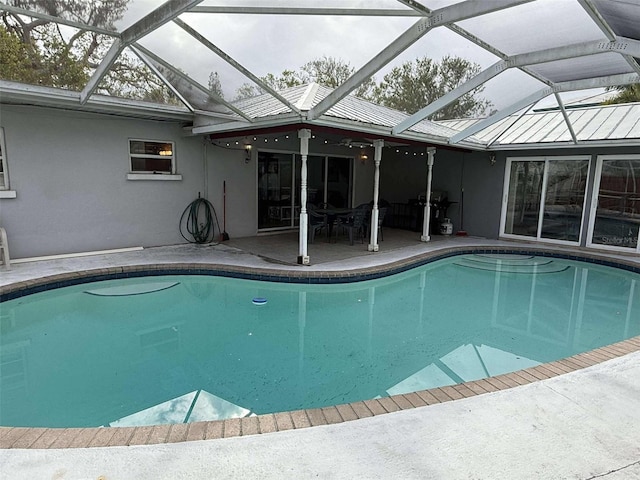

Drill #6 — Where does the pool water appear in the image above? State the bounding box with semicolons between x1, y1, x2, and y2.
1;254;638;428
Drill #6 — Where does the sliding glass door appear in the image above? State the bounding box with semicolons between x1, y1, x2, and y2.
258;151;353;231
501;156;590;245
587;155;640;253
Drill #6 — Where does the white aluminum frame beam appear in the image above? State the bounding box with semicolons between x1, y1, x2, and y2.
190;6;419;16
394;37;640;134
132;44;253;122
80;0;204;104
578;0;640;75
173;18;301;115
307;0;535;121
0;4;119;36
554;93;578;145
129;46;195;112
450;72;640;144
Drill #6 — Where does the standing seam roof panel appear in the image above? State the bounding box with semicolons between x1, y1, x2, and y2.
589;105;632;140
570;109;602;139
521;113;566;143
577;109;615;140
546;110;586;142
610;106;640;138
500;114;549;143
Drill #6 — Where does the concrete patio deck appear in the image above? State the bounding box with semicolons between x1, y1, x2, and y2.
1;231;639;479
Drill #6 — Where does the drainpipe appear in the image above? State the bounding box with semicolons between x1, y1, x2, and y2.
298;129;312;265
421;147;436;242
368;139;384;252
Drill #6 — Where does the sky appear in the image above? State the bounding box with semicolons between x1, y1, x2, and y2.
109;0;610;113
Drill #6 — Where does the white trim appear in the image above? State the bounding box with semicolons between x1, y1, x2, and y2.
0;191;17;199
127;173;182;181
12;247;144;264
586;154;640;253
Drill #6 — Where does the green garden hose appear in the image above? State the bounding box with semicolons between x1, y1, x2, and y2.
179;196;221;244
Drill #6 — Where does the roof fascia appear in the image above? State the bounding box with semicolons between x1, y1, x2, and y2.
173;18;300;115
192;113;302;135
307;117;477;152
488;139;640;151
0;80;193;121
80;0;204;104
393;37;640;134
307;0;535;121
192;113;476;151
0;4;119;36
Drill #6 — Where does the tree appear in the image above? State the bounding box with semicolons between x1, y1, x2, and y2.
208;71;224;99
234;56;374;100
370;55;492;120
603;84;640;105
0;0;178;103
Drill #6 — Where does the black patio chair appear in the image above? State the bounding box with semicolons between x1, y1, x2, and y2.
336;208;368;245
307;204;328;243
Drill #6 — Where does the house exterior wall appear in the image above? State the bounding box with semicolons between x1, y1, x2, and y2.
463;146;640;242
0;105;205;259
2;103;635;259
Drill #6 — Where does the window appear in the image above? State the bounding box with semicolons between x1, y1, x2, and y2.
129;139;175;173
127;139;181;181
0;128;16;198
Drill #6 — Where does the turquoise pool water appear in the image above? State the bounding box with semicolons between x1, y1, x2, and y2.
1;254;638;428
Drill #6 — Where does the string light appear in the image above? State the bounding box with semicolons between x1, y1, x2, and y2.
210;134;431;158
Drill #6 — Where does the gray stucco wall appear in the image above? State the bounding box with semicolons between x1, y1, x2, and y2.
2;103;635;258
0;105;205;258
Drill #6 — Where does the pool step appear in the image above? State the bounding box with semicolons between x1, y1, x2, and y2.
454;254;569;274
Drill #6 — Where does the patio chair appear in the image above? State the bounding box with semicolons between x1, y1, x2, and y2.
377;207;387;241
308;205;328;243
336;208;368;245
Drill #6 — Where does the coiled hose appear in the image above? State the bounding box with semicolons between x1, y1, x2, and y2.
179;197;221;244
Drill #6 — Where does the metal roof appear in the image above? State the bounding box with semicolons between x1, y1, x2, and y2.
1;0;639;150
438;102;640;148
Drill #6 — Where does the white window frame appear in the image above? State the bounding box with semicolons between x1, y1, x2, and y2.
0;128;17;198
499;155;591;246
127;138;181;181
586;154;640;253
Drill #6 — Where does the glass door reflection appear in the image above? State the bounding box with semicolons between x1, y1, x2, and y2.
588;156;640;252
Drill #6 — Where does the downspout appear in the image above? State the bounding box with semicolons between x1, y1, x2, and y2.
421;147;436;242
368;139;384;252
298;128;312;265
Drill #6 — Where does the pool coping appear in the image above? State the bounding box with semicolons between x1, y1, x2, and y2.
1;245;639;449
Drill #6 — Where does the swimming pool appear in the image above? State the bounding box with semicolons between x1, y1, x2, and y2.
1;252;638;429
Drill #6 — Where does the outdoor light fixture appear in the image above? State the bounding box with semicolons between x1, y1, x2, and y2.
245;144;252;163
360;153;368;164
489;153;497;166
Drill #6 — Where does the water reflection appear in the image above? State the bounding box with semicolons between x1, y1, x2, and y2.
1;258;638;428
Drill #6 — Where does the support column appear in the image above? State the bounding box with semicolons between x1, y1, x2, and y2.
368;139;384;252
421;147;436;242
298;129;312;264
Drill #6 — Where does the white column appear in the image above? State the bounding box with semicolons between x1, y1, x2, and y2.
298;129;312;264
421;147;436;242
368;139;384;252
